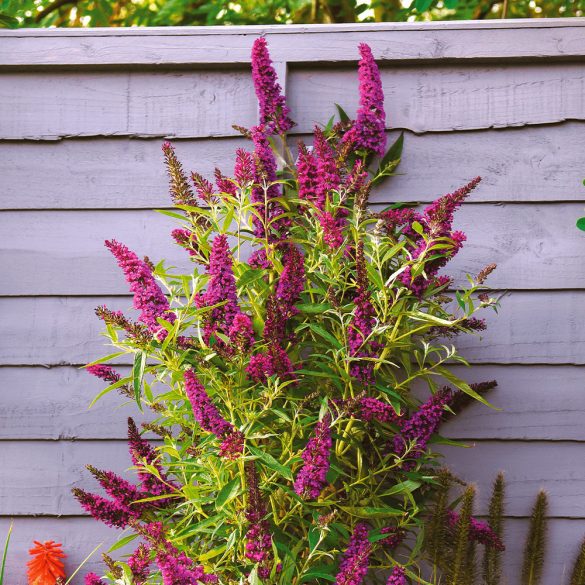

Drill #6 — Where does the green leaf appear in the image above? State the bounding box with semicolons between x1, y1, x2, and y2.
444;0;458;7
415;0;434;11
411;221;424;236
305;323;342;350
215;477;241;510
340;505;402;518
295;302;332;314
300;572;336;583
248;445;293;481
577;217;585;232
132;351;147;410
381;132;404;169
335;103;351;123
0;521;13;585
435;366;497;409
107;533;138;553
0;13;18;28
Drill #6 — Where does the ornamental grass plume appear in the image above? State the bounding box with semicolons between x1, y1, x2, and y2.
77;38;501;584
521;491;548;585
27;541;66;585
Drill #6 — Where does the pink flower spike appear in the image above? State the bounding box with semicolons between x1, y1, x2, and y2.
251;37;294;134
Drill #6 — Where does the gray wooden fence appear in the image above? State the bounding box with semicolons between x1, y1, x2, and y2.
1;19;585;584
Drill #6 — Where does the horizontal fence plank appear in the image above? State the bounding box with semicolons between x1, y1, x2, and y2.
0;366;150;440
3;123;585;210
438;441;585;518
443;365;585;441
2;292;584;366
4;61;585;139
0;70;257;140
3;439;585;517
0;517;131;585
2;364;584;442
2;20;585;68
0;441;133;515
1;517;584;585
290;61;585;134
2;202;585;294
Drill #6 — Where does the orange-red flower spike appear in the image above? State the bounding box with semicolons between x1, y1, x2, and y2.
27;540;66;585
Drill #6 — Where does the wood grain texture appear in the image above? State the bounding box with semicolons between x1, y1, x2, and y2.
438;441;585;518
289;62;585;134
4;62;585;139
0;366;151;440
2;364;584;441
3;123;585;209
2;202;585;294
2;292;585;366
2;20;585;68
0;70;257;140
443;365;585;441
0;441;133;515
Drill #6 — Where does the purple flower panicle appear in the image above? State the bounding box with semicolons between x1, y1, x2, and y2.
72;488;133;529
85;574;107;585
294;414;332;499
314;127;341;209
251;125;288;240
245;462;273;579
86;364;121;385
297;144;320;208
347;243;380;385
142;522;218;584
446;511;505;551
128;417;177;496
128;544;151;585
344;44;386;157
184;370;243;459
386;566;406;585
234;148;255;186
198;234;241;347
379;526;405;550
358;398;400;425
105;240;175;336
335;523;371;585
393;389;454;466
251;37;294;134
86;465;145;515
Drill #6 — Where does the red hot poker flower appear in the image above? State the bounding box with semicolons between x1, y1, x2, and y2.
27;540;66;585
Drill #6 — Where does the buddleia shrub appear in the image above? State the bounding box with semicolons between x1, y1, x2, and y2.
77;37;498;585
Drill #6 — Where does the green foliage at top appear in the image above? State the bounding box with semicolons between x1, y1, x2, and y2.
1;0;584;28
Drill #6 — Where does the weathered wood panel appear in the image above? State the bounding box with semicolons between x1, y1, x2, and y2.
3;123;585;210
289;62;585;134
0;70;257;140
4;62;585;139
438;441;585;518
2;292;584;366
0;441;132;515
2;365;584;441
2;439;585;517
2;202;585;294
0;366;150;440
2;20;585;68
443;365;585;441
